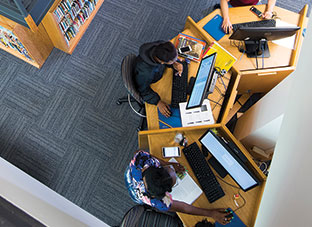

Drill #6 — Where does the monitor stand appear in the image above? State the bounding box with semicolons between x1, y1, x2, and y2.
244;39;270;58
208;156;228;178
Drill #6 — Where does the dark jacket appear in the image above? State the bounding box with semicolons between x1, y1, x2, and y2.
134;40;172;105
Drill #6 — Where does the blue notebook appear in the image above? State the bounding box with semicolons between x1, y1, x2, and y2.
215;208;246;227
203;14;226;41
158;107;182;129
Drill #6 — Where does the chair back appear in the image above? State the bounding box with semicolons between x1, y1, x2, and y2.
120;205;183;227
121;54;143;105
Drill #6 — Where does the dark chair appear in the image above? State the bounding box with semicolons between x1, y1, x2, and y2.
117;205;183;227
117;54;146;131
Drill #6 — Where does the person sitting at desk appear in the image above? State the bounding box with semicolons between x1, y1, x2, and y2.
124;150;232;225
134;41;184;117
219;0;277;33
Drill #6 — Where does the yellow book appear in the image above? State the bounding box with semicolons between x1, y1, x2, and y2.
203;41;236;75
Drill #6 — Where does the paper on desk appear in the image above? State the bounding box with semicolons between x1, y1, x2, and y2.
272;19;297;49
179;99;215;127
169;158;202;204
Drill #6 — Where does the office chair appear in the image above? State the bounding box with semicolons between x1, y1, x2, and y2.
117;54;146;131
117;204;183;227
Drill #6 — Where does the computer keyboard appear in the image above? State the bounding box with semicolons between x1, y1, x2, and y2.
182;142;225;203
171;61;188;108
232;19;276;31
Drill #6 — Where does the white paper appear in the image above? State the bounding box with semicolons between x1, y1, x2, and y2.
272;19;297;49
179;99;215;127
169;158;202;204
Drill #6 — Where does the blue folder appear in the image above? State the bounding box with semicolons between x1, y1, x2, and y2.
158;107;182;129
203;14;226;41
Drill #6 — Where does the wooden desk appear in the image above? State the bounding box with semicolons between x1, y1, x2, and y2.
189;5;308;93
144;126;266;227
146;63;239;130
138;5;307;226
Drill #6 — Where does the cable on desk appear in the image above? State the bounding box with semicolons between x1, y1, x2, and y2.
212;96;224;111
215;175;247;212
158;119;173;128
208;98;222;106
215;86;225;97
217;74;228;91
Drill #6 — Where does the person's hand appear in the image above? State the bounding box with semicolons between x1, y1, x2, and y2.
262;10;273;19
157;100;171;118
210;209;232;225
170;162;185;173
173;62;183;76
221;17;232;33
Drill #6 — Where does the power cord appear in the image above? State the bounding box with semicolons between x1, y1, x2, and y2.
215;175;247;212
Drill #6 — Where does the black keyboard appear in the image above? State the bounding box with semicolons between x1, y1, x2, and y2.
171;61;188;108
232;19;276;31
183;142;225;203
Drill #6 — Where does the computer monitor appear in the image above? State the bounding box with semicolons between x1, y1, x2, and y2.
186;53;217;109
229;26;300;58
199;129;259;191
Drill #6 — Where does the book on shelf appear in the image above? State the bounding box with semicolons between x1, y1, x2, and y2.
175;33;206;62
0;26;33;61
203;41;236;75
53;0;99;45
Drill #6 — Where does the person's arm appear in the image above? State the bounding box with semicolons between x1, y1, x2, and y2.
263;0;276;19
169;200;231;225
220;0;232;33
151;155;185;172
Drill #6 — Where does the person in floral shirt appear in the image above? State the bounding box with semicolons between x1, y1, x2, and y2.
125;150;231;225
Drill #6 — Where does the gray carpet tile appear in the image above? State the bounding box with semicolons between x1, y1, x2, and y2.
0;0;311;226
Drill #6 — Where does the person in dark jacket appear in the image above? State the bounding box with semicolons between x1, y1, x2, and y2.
134;41;183;117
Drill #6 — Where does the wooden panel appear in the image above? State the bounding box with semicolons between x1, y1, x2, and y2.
237;67;294;94
24;14;39;32
290;4;309;67
13;23;54;68
41;11;68;51
0;14;17;29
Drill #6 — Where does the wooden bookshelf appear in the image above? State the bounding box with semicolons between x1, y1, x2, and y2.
42;0;104;54
0;14;54;68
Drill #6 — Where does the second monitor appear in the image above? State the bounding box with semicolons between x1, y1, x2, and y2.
186;53;217;109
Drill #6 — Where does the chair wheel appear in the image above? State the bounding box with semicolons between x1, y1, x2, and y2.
116;101;121;105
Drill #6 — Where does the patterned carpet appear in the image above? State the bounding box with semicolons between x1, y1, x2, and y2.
0;0;311;225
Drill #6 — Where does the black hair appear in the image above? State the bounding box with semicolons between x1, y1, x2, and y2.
143;166;173;199
154;42;177;63
195;219;215;227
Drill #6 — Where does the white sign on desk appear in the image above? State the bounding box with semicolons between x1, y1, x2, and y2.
179;99;215;127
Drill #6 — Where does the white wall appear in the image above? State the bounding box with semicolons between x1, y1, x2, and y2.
255;18;312;226
0;157;109;227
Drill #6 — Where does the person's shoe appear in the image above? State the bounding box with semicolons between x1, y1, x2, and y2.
213;3;221;10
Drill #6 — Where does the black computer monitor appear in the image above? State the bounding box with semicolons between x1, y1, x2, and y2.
186;53;217;109
199;129;259;191
229;26;300;58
